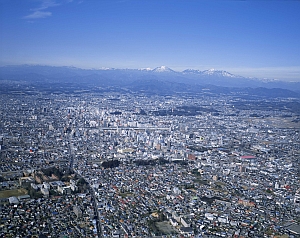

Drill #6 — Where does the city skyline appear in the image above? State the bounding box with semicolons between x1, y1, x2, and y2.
1;0;300;81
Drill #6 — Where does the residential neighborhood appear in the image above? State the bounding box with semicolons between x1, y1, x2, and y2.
0;92;299;237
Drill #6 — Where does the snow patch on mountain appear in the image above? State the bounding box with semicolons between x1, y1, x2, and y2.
182;69;202;74
183;68;240;78
139;68;152;71
201;69;238;78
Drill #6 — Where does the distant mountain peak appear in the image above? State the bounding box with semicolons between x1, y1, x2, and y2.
152;66;175;73
1;64;299;95
183;68;238;78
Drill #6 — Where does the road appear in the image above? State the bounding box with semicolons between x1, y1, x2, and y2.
67;134;103;238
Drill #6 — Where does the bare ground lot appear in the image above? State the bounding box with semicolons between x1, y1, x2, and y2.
0;188;28;198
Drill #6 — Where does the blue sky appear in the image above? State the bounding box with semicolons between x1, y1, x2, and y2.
1;0;300;81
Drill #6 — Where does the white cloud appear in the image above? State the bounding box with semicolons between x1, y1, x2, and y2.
24;11;52;19
24;0;74;20
32;0;60;11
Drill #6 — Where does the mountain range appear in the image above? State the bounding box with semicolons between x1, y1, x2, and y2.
0;65;299;98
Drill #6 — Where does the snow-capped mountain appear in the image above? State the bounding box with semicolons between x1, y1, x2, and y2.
183;68;239;78
152;66;175;73
201;69;238;78
0;64;299;96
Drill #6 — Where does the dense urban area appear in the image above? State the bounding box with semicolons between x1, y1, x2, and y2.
0;91;299;238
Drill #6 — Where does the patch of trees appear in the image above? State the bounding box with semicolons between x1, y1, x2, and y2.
138;109;147;115
147;212;167;236
157;158;169;165
102;160;120;169
192;169;200;176
77;177;89;193
173;160;188;166
28;186;43;199
134;159;156;166
187;146;208;152
77;178;88;186
233;101;300;114
110;111;122;115
134;158;170;166
42;167;63;179
200;196;222;205
184;183;195;189
61;175;70;182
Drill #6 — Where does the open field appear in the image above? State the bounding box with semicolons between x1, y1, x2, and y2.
0;188;28;198
251;117;300;129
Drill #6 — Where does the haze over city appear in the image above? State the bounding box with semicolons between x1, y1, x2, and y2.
1;0;300;81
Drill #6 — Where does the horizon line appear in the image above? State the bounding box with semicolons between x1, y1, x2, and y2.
1;63;300;82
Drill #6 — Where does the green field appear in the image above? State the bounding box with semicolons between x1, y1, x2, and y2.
0;188;28;198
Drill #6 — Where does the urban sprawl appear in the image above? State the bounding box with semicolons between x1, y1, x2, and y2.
0;92;299;238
